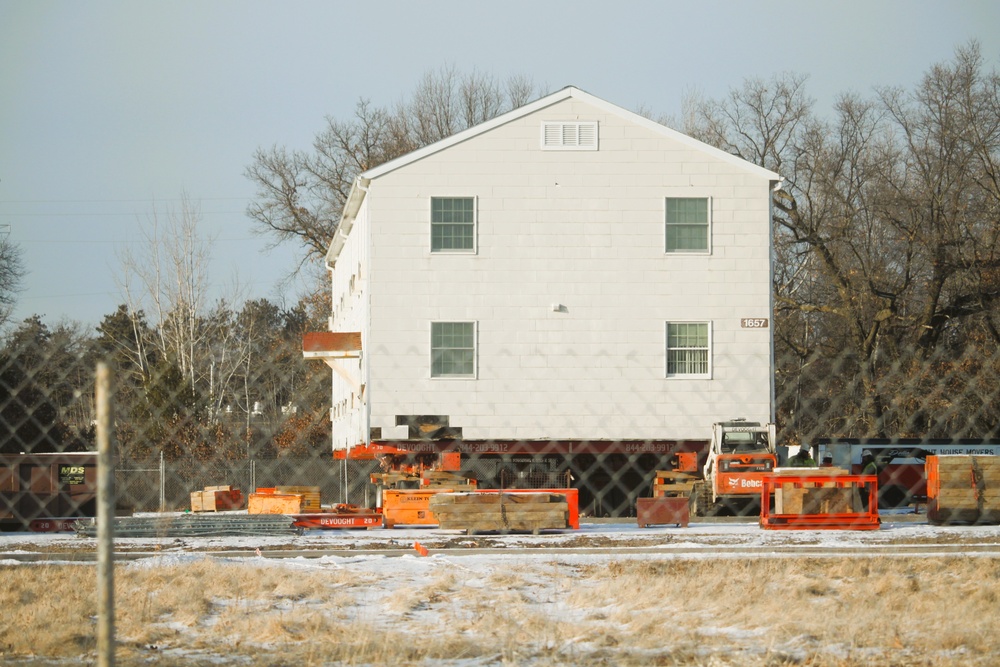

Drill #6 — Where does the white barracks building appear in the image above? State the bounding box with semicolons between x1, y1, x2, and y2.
307;86;779;456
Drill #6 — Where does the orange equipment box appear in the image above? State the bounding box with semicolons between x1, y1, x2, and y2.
248;493;304;515
381;489;455;528
675;452;699;473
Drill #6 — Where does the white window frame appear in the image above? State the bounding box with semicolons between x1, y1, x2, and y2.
430;321;477;379
430;196;477;254
665;321;712;379
541;121;599;151
665;197;712;254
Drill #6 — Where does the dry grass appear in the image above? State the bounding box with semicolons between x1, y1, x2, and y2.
1;556;999;665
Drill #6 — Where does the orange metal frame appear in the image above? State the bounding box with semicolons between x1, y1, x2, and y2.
759;473;880;530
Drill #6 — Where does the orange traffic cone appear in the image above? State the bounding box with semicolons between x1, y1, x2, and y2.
414;541;429;557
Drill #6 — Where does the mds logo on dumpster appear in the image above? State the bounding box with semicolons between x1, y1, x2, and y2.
59;465;85;485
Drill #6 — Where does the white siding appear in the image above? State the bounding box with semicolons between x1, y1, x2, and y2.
339;96;773;445
328;197;370;449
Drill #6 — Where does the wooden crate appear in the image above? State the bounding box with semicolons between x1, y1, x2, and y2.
248;493;303;515
928;455;1000;524
190;486;244;512
429;492;569;534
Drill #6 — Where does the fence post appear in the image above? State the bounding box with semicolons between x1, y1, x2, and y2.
159;450;165;513
342;458;348;504
96;362;116;667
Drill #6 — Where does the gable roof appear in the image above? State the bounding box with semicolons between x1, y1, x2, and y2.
362;85;780;181
327;85;780;265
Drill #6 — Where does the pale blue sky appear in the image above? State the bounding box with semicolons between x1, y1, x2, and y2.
2;0;998;329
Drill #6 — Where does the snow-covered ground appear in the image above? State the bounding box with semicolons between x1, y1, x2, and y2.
3;512;1000;562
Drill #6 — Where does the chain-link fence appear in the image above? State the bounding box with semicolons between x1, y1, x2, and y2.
2;331;1000;530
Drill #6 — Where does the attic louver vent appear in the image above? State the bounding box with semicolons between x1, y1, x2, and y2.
541;121;598;150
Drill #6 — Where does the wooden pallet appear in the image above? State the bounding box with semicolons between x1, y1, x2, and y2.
429;492;569;534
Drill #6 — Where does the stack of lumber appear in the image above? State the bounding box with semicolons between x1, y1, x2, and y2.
773;468;855;514
248;486;321;515
421;470;477;490
190;485;244;512
429;492;568;534
928;455;1000;524
651;469;698;498
371;470;477;491
371;471;421;488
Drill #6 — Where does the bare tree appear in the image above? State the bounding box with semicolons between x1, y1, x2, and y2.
0;227;24;329
683;72;812;176
118;194;213;390
687;43;1000;440
877;42;1000;355
245;67;545;264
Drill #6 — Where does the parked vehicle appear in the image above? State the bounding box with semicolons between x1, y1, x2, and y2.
690;419;777;516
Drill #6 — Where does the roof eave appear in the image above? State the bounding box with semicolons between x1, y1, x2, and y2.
325;176;370;268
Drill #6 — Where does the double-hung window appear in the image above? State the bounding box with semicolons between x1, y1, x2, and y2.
431;197;476;252
665;197;710;253
431;321;476;378
666;322;711;377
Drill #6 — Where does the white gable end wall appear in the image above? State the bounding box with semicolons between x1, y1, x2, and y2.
327;195;370;450
355;96;773;444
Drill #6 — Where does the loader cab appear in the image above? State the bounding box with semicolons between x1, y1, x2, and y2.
719;427;771;454
712;420;774;454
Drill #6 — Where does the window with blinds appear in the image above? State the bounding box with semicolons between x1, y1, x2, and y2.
666;322;711;378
